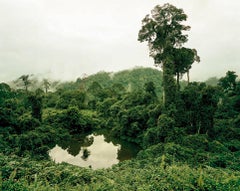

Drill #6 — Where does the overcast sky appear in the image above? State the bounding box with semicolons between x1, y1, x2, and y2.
0;0;239;82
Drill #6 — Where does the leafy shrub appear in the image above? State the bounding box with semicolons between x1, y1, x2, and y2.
208;140;229;153
2;180;27;191
17;113;40;133
181;134;209;151
16;125;70;158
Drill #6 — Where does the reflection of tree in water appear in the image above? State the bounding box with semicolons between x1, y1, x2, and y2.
117;143;139;161
81;148;91;161
66;140;82;156
96;131;140;162
83;136;94;147
59;135;94;157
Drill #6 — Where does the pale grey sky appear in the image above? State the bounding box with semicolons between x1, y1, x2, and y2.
0;0;239;82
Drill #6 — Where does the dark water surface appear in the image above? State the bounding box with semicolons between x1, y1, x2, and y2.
49;132;140;169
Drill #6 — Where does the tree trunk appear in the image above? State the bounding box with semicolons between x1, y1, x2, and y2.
177;72;180;90
162;89;165;106
187;69;190;84
162;61;176;107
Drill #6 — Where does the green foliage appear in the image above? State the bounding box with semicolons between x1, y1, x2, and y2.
77;71;111;89
138;3;199;106
0;0;239;187
17;113;41;133
61;106;86;133
97;98;118;117
171;47;200;88
1;153;240;191
213;119;240;141
1;66;240;190
0;83;12;105
143;114;175;147
144;81;156;96
27;89;44;122
110;89;159;144
179;135;209;157
218;71;238;93
2;180;27;191
0;96;24;128
179;82;222;135
112;67;163;97
55;107;98;133
16;125;71;158
56;90;86;109
43;92;58;108
138;4;189;62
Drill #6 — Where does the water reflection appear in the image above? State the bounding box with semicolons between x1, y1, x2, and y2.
65;135;94;157
49;133;140;169
81;148;90;160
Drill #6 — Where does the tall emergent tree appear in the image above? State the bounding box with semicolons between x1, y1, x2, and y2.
172;47;200;88
19;75;31;92
138;3;199;105
42;79;51;93
218;71;238;93
28;89;43;122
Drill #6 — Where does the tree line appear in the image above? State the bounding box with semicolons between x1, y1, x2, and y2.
1;3;240;190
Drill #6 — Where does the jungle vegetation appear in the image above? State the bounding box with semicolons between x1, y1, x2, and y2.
1;3;240;191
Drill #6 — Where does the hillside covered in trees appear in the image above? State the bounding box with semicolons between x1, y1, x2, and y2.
1;3;240;191
1;66;240;190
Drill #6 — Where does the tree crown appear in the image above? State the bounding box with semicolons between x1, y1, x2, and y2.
138;3;190;66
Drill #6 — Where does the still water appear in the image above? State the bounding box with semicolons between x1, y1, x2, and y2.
49;133;140;169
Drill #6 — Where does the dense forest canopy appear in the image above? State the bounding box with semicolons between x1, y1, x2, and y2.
1;65;240;190
1;3;240;191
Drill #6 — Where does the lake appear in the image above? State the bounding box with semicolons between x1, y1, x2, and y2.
49;132;140;169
